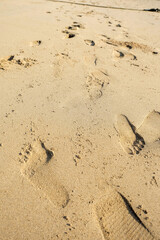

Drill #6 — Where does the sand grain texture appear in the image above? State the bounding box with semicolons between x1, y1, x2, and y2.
0;0;160;239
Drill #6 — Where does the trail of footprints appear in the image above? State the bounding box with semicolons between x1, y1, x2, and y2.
5;11;158;238
62;21;95;46
18;111;160;238
62;21;84;39
19;137;157;238
100;34;158;63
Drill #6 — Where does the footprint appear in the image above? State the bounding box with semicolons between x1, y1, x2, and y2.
29;40;42;47
101;35;153;53
53;52;75;78
63;22;84;38
20;140;69;208
66;22;84;30
0;55;14;70
84;39;95;46
112;49;137;60
93;187;154;240
14;57;37;68
84;54;98;66
62;30;76;38
115;115;145;155
0;55;37;70
116;24;121;27
66;26;78;31
138;111;160;144
86;69;109;99
66;33;76;39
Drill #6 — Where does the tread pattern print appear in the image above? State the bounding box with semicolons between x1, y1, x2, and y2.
94;188;154;240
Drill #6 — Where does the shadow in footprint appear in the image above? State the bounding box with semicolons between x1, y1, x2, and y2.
84;39;95;46
94;187;154;240
115;114;145;155
120;194;148;230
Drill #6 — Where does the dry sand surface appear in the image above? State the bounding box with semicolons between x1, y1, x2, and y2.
0;0;160;239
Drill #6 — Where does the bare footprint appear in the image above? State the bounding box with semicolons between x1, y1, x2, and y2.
14;57;37;68
62;30;76;39
0;55;14;70
29;40;42;47
138;110;160;144
115;115;145;155
0;55;37;70
20;140;69;208
53;52;76;78
84;54;98;66
112;49;137;60
84;39;95;46
66;22;84;30
94;187;154;240
86;69;109;99
63;22;84;38
66;32;76;38
101;35;153;53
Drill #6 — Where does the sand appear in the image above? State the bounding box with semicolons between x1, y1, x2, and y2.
0;0;160;239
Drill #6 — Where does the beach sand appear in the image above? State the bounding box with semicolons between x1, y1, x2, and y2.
0;0;160;239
